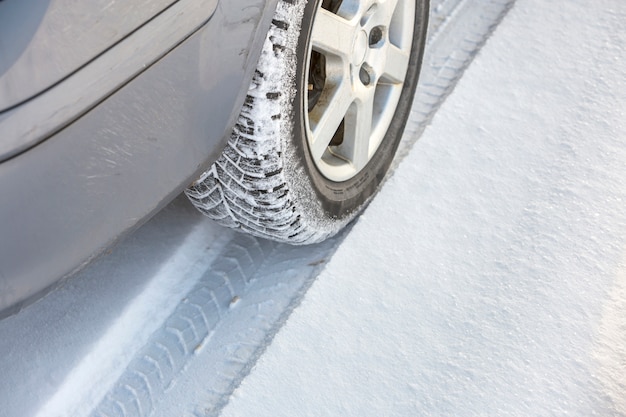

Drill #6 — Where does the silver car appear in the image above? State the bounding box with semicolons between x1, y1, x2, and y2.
0;0;429;317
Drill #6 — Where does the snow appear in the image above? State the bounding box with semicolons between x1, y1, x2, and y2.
1;1;624;416
33;225;234;417
220;0;626;416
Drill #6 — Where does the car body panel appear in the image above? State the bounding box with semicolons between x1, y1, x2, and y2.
0;0;179;112
0;0;280;317
0;0;218;161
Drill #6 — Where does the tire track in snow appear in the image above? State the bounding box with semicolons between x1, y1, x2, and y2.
395;0;515;167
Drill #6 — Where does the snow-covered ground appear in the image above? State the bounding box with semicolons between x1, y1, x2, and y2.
220;1;626;416
1;1;625;416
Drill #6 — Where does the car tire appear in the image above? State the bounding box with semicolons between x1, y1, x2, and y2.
186;0;429;244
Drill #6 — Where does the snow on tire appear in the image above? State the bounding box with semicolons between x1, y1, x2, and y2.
186;0;429;244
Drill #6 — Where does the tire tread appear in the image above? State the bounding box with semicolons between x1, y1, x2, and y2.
186;0;319;244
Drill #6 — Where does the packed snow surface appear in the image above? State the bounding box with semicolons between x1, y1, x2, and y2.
221;0;626;416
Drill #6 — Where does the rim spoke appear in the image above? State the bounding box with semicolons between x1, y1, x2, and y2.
311;9;355;59
380;43;409;84
382;0;400;15
306;0;415;181
343;90;375;170
309;78;354;161
383;0;400;21
366;0;399;28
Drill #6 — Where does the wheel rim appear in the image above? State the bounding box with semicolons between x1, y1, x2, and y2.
305;0;416;182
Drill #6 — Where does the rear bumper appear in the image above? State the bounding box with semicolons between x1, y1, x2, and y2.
0;0;279;317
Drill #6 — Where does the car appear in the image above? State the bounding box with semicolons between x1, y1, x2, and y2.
0;0;429;317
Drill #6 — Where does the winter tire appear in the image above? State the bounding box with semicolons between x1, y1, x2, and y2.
186;0;429;244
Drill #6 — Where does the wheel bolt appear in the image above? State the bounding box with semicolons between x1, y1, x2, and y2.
369;26;384;47
359;66;371;86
